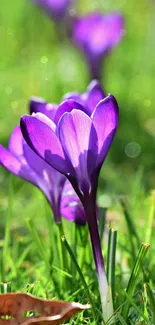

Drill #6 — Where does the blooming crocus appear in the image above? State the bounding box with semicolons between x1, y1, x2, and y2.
0;125;86;225
20;81;119;321
31;0;73;21
72;13;124;80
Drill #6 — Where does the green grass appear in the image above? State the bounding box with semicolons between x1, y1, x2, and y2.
0;171;155;324
0;0;155;323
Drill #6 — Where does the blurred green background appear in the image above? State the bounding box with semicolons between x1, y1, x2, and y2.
0;0;155;195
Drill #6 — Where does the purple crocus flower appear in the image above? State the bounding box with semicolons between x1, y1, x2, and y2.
72;12;124;80
20;81;119;320
0;124;86;225
31;0;72;21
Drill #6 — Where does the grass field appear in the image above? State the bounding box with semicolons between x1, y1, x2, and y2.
0;0;155;324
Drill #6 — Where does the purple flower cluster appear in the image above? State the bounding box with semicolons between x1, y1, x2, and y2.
31;0;124;80
1;0;123;318
0;98;86;225
0;79;119;321
20;80;119;302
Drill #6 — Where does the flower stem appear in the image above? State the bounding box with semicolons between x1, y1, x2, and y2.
83;195;113;323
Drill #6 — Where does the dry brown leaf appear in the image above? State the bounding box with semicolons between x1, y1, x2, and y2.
0;293;90;325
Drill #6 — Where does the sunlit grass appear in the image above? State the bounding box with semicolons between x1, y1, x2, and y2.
0;170;155;323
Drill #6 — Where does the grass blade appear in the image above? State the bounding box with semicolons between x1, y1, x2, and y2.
144;191;155;243
106;227;117;307
145;282;155;322
124;291;148;323
61;236;97;322
26;218;50;272
122;243;150;320
2;175;14;281
120;198;140;258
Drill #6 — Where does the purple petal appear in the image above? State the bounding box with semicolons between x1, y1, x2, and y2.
0;145;23;176
54;99;86;125
63;80;105;116
92;94;119;167
73;13;124;56
29;97;58;121
0;144;38;185
85;80;105;115
63;92;81;102
57;109;97;192
61;180;86;224
23;141;51;177
32;0;72;20
29;97;47;115
20;115;71;175
44;104;58;121
23;137;67;223
33;112;56;131
23;140;66;196
1;126;44;185
8;125;24;159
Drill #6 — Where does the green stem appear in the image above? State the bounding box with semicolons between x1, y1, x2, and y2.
83;194;113;323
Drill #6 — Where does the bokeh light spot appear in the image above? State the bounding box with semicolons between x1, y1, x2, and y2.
144;99;151;107
40;56;48;64
98;194;112;208
5;86;12;95
125;142;141;158
11;101;18;112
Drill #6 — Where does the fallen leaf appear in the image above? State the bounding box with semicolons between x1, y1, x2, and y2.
0;293;90;324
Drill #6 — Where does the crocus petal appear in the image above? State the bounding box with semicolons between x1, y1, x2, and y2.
32;0;72;20
0;145;37;185
85;80;105;115
29;97;58;121
62;80;105;116
23;140;66;194
61;180;86;224
63;92;81;102
57;109;97;193
61;199;86;224
0;145;23;176
29;97;47;115
72;13;124;79
32;112;56;131
1;126;47;187
20;115;70;175
54;99;86;125
23;136;66;222
23;141;51;177
8;125;24;159
92;94;119;167
73;13;124;56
